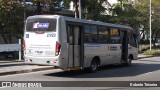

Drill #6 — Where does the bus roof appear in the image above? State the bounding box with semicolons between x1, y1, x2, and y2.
27;15;133;30
63;16;133;30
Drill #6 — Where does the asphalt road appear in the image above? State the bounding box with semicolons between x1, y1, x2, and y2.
0;57;160;90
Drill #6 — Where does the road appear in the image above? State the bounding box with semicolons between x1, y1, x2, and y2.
0;57;160;90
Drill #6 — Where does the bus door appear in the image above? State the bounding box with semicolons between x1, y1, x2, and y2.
67;25;83;68
121;30;128;63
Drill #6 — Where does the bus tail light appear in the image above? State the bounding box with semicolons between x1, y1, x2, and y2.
23;41;26;52
55;41;61;56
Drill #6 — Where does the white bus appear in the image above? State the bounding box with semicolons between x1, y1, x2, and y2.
23;15;138;72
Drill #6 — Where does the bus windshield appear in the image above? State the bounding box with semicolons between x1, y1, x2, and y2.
26;18;57;32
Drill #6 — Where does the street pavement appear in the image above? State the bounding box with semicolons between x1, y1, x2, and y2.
0;54;154;76
0;56;160;90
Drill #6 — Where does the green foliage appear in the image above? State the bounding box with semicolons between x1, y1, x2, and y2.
139;40;150;44
81;0;105;20
64;0;105;20
111;1;142;26
135;0;160;45
143;49;160;56
0;0;24;43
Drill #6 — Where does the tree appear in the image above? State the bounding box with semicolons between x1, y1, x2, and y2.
111;0;140;26
149;0;160;46
127;0;160;46
82;0;106;20
117;0;128;10
0;0;68;44
64;0;106;20
0;0;24;44
134;1;150;41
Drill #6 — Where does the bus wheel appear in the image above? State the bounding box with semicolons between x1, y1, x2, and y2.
89;60;98;72
123;56;132;66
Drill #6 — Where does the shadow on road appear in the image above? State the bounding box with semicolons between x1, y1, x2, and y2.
45;62;160;78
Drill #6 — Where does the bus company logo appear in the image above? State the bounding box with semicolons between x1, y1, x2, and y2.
33;23;49;29
2;82;11;87
37;23;49;28
47;33;56;37
110;46;117;51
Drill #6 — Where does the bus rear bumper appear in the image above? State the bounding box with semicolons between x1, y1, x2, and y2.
24;56;59;66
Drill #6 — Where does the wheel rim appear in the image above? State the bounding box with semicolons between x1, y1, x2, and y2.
91;62;97;71
128;58;131;65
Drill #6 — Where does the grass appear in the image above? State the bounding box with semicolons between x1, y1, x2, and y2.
143;49;160;56
138;44;150;52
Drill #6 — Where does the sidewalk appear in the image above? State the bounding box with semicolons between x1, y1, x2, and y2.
0;54;155;76
0;60;54;76
137;54;153;59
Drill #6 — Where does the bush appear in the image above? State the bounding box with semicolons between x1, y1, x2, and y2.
139;39;150;44
143;49;160;56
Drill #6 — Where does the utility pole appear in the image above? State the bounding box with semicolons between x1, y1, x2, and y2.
149;0;152;50
79;0;82;19
23;0;26;26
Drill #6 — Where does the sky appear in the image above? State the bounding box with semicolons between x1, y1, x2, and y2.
108;0;118;5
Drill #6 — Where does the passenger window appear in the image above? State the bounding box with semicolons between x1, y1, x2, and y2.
110;28;120;44
84;25;98;43
99;26;110;43
129;33;137;47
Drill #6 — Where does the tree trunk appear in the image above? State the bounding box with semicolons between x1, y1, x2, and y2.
2;34;8;44
37;1;41;15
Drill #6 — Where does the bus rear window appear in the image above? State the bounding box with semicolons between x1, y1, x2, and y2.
26;18;56;32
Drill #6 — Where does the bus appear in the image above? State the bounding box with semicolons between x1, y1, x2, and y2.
23;15;138;72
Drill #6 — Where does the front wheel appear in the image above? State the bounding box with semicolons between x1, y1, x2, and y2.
123;57;132;66
89;60;98;73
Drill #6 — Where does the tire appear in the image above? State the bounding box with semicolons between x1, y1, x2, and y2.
123;56;132;66
89;60;98;73
127;57;132;66
0;56;5;60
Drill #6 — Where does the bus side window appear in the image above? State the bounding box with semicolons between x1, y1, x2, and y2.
99;26;110;43
84;25;91;43
84;25;98;43
90;26;98;43
129;33;137;47
110;28;120;44
133;34;138;44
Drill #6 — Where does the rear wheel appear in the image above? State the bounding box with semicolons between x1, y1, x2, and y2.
0;55;5;60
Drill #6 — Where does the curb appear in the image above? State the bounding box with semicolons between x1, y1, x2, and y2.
0;66;54;76
0;60;24;64
137;55;154;59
